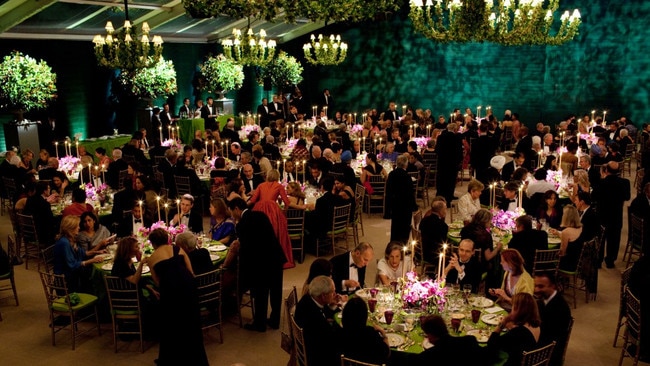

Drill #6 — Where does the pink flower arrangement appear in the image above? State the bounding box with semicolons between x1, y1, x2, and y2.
286;138;298;149
545;169;563;191
411;137;430;149
162;139;183;150
138;221;187;243
238;124;261;141
400;271;447;313
83;182;108;203
490;208;525;231
350;124;364;135
58;156;80;174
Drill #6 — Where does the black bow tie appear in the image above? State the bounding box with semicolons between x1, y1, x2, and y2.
183;214;190;218
350;263;359;269
134;219;142;223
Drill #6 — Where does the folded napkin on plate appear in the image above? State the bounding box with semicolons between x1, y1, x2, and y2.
484;306;504;314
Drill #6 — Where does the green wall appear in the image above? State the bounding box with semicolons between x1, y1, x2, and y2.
1;0;649;151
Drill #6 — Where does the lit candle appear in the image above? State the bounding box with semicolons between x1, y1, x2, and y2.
55;142;59;159
559;150;563;168
518;186;523;210
79;164;83;185
167;125;171;141
156;196;161;222
101;164;105;182
212;140;215;158
76;141;79;158
402;105;406;116
402;246;407;279
591;110;595;122
205;140;209;158
176;199;181;219
138;200;143;215
411;240;416;272
159;126;163;142
538;151;542;168
225;140;229;159
362;137;366;153
312;105;317;117
302;160;307;184
353;113;357;124
602;111;607;124
283;158;287;173
438;253;444;281
164;203;169;225
373;139;377;153
477;105;482;120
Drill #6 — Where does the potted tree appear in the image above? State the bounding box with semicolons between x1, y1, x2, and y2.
199;54;245;99
118;57;178;101
257;51;303;95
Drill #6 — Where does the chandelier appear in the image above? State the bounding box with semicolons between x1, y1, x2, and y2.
303;34;348;66
221;28;276;67
409;0;581;46
92;0;163;71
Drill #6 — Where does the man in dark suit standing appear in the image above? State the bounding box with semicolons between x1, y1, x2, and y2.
443;239;482;294
420;200;448;264
159;103;176;132
384;101;400;122
330;242;374;294
507;215;548;274
256;98;271;129
201;97;218;131
178;98;191;117
269;95;284;121
229;197;286;332
294;276;341;366
471;123;498;184
436;124;463;205
593;161;630;268
106;148;128;189
535;272;572;366
156;149;177;197
319;88;333;117
385;154;417;243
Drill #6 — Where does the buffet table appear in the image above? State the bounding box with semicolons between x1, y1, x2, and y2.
79;135;132;154
178;118;205;144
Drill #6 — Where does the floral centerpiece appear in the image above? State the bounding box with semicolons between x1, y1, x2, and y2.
162;138;183;150
350;124;364;135
238;124;262;141
490;208;526;231
83;182;108;205
411;137;430;149
199;54;244;98
0;51;57;118
58;156;81;175
400;271;447;313
138;221;187;243
545;169;563;191
118;57;178;100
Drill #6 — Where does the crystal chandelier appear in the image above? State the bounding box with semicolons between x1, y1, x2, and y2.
303;34;348;66
92;0;163;71
409;0;581;46
221;28;276;67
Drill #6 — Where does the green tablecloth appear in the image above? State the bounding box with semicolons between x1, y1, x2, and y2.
80;136;132;154
178;118;205;144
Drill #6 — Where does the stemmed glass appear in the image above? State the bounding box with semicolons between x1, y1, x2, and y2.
463;284;472;303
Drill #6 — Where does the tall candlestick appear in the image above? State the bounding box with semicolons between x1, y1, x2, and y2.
302;160;306;184
411;240;416;272
101;164;105;182
156;196;161;222
167;126;171;141
138;200;143;215
176;199;181;219
402;105;406;116
205;141;208;158
591;110;595;122
538;151;542;168
362;137;366;153
402;246;407;279
212;140;215;158
76;141;79;158
55;142;59;159
438;253;444;281
603;111;607;124
518;186;523;210
164;203;169;225
159;127;163;142
79;165;83;185
283;158;287;173
559;151;563;169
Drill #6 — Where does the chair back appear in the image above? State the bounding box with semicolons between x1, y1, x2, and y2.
520;341;556;366
174;175;191;195
286;208;306;238
624;287;642;348
412;210;423;230
195;268;222;314
407;171;419;191
2;177;17;201
16;213;38;244
341;355;386;366
332;204;351;233
38;271;70;310
117;169;129;190
532;249;561;275
41;244;55;274
634;169;644;195
630;213;645;252
104;276;141;317
355;183;366;205
561;317;575;366
289;314;308;366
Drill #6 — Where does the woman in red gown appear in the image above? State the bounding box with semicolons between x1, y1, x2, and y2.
248;169;299;269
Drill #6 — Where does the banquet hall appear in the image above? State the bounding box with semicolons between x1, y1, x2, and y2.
0;0;649;365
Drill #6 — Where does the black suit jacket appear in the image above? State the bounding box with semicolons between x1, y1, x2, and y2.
330;251;367;294
241;174;263;194
420;214;448;263
507;229;548;274
579;206;599;242
257;104;271;128
538;294;572;366
411;335;484;366
593;174;630;228
106;158;128;189
118;213;153;238
23;195;55;244
160;111;174;128
156;159;175;195
471;135;498;182
236;210;286;288
385;168;417;218
201;104;217;130
501;160;518;182
293;294;341;366
178;105;191;117
220;127;240;144
384;109;399;121
174;210;203;234
269;102;284;120
445;256;483;294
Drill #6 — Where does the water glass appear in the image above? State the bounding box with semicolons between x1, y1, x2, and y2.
384;310;394;325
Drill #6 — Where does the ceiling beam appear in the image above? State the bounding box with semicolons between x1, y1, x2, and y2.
132;0;186;30
0;31;208;43
279;21;326;43
57;0;164;11
66;6;110;29
0;0;58;34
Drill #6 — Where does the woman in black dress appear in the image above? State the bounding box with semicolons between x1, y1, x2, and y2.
147;228;208;366
339;297;390;364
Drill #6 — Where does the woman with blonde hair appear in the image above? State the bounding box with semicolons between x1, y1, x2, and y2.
571;169;590;199
457;179;484;223
553;205;584;271
490;248;533;311
53;215;104;292
286;181;306;208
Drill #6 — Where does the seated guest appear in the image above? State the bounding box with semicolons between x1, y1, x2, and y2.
77;211;112;252
534;272;572;366
360;153;387;183
281;160;299;183
133;175;158;219
62;188;94;217
499;181;524;212
307;164;324;188
457;179;484;223
118;201;153;237
111;236;148;286
381;142;399;163
461;209;501;280
488;293;541;366
301;258;333;297
412;315;483;366
574;191;598;242
536;190;563;229
305;177;339;239
94;147;111;168
35;149;50;171
23;181;56;245
106;148;128;189
241;163;263;195
37;157;59;182
502;151;526;182
53;215;104;293
339;297;390;364
208;198;236;245
286;182;306;207
443;239;482;294
551;205;583;272
628;256;650;362
507;215;548;274
570;169;591;201
225;178;248;203
294;276;341;366
420;199;448;264
330;242;374;294
175;232;214;275
490;249;534;311
377;241;413;286
50;173;71;198
526;168;555;197
170;194;203;234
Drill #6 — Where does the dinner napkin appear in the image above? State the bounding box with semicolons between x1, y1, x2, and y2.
484;306;504;314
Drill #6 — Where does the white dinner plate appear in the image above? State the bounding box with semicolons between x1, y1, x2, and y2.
422;338;434;349
471;297;494;308
467;329;490;343
548;236;561;244
101;263;113;271
481;313;503;326
355;288;370;300
208;245;227;252
210;254;220;262
385;333;405;348
449;222;464;230
97;254;113;261
141;265;150;274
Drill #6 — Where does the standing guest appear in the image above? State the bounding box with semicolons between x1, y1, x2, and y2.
330;242;374;294
436;123;463;205
377;241;413;286
534;272;572;366
76;211;112;252
592;161;630;268
488;293;541;366
490;249;534;311
294;276;341;366
178;97;191;117
169;194;203;234
147;228;208;366
106;148;128;189
53;215;104;293
443;239;482;293
507;215;548;274
228;197;286;331
257;97;271;128
248;169;295;269
385;154;417;243
578;155;601;192
420;199;448;264
208;198;236;246
175;232;213;275
62;188;94;217
339;297;390;364
411;315;483;366
457;179;484;223
201;97;218;131
550;205;584;272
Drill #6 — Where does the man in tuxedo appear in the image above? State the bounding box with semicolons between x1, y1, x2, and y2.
507;215;548;274
443;239;482;293
578;155;601;192
118;201;153;237
502;151;526;182
269;95;284;121
320;88;333;116
543;133;558;154
178;98;191;117
305;177;339;240
169;194;203;233
201;97;218;131
159;103;176;130
471;123;498;183
330;242;374;294
287;105;299;122
385;154;417;242
256;98;271;128
384;101;400;122
228;197;286;331
293;276;341;366
106;148;128;189
38;157;59;182
435;124;463;205
515;126;534;167
592;161;630;268
411;315;483;366
241;163;262;194
534;272;572;366
420;200;448;264
156;149;176;196
221;119;240;145
575;192;599;243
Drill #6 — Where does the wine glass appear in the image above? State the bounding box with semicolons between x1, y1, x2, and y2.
463;284;472;301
